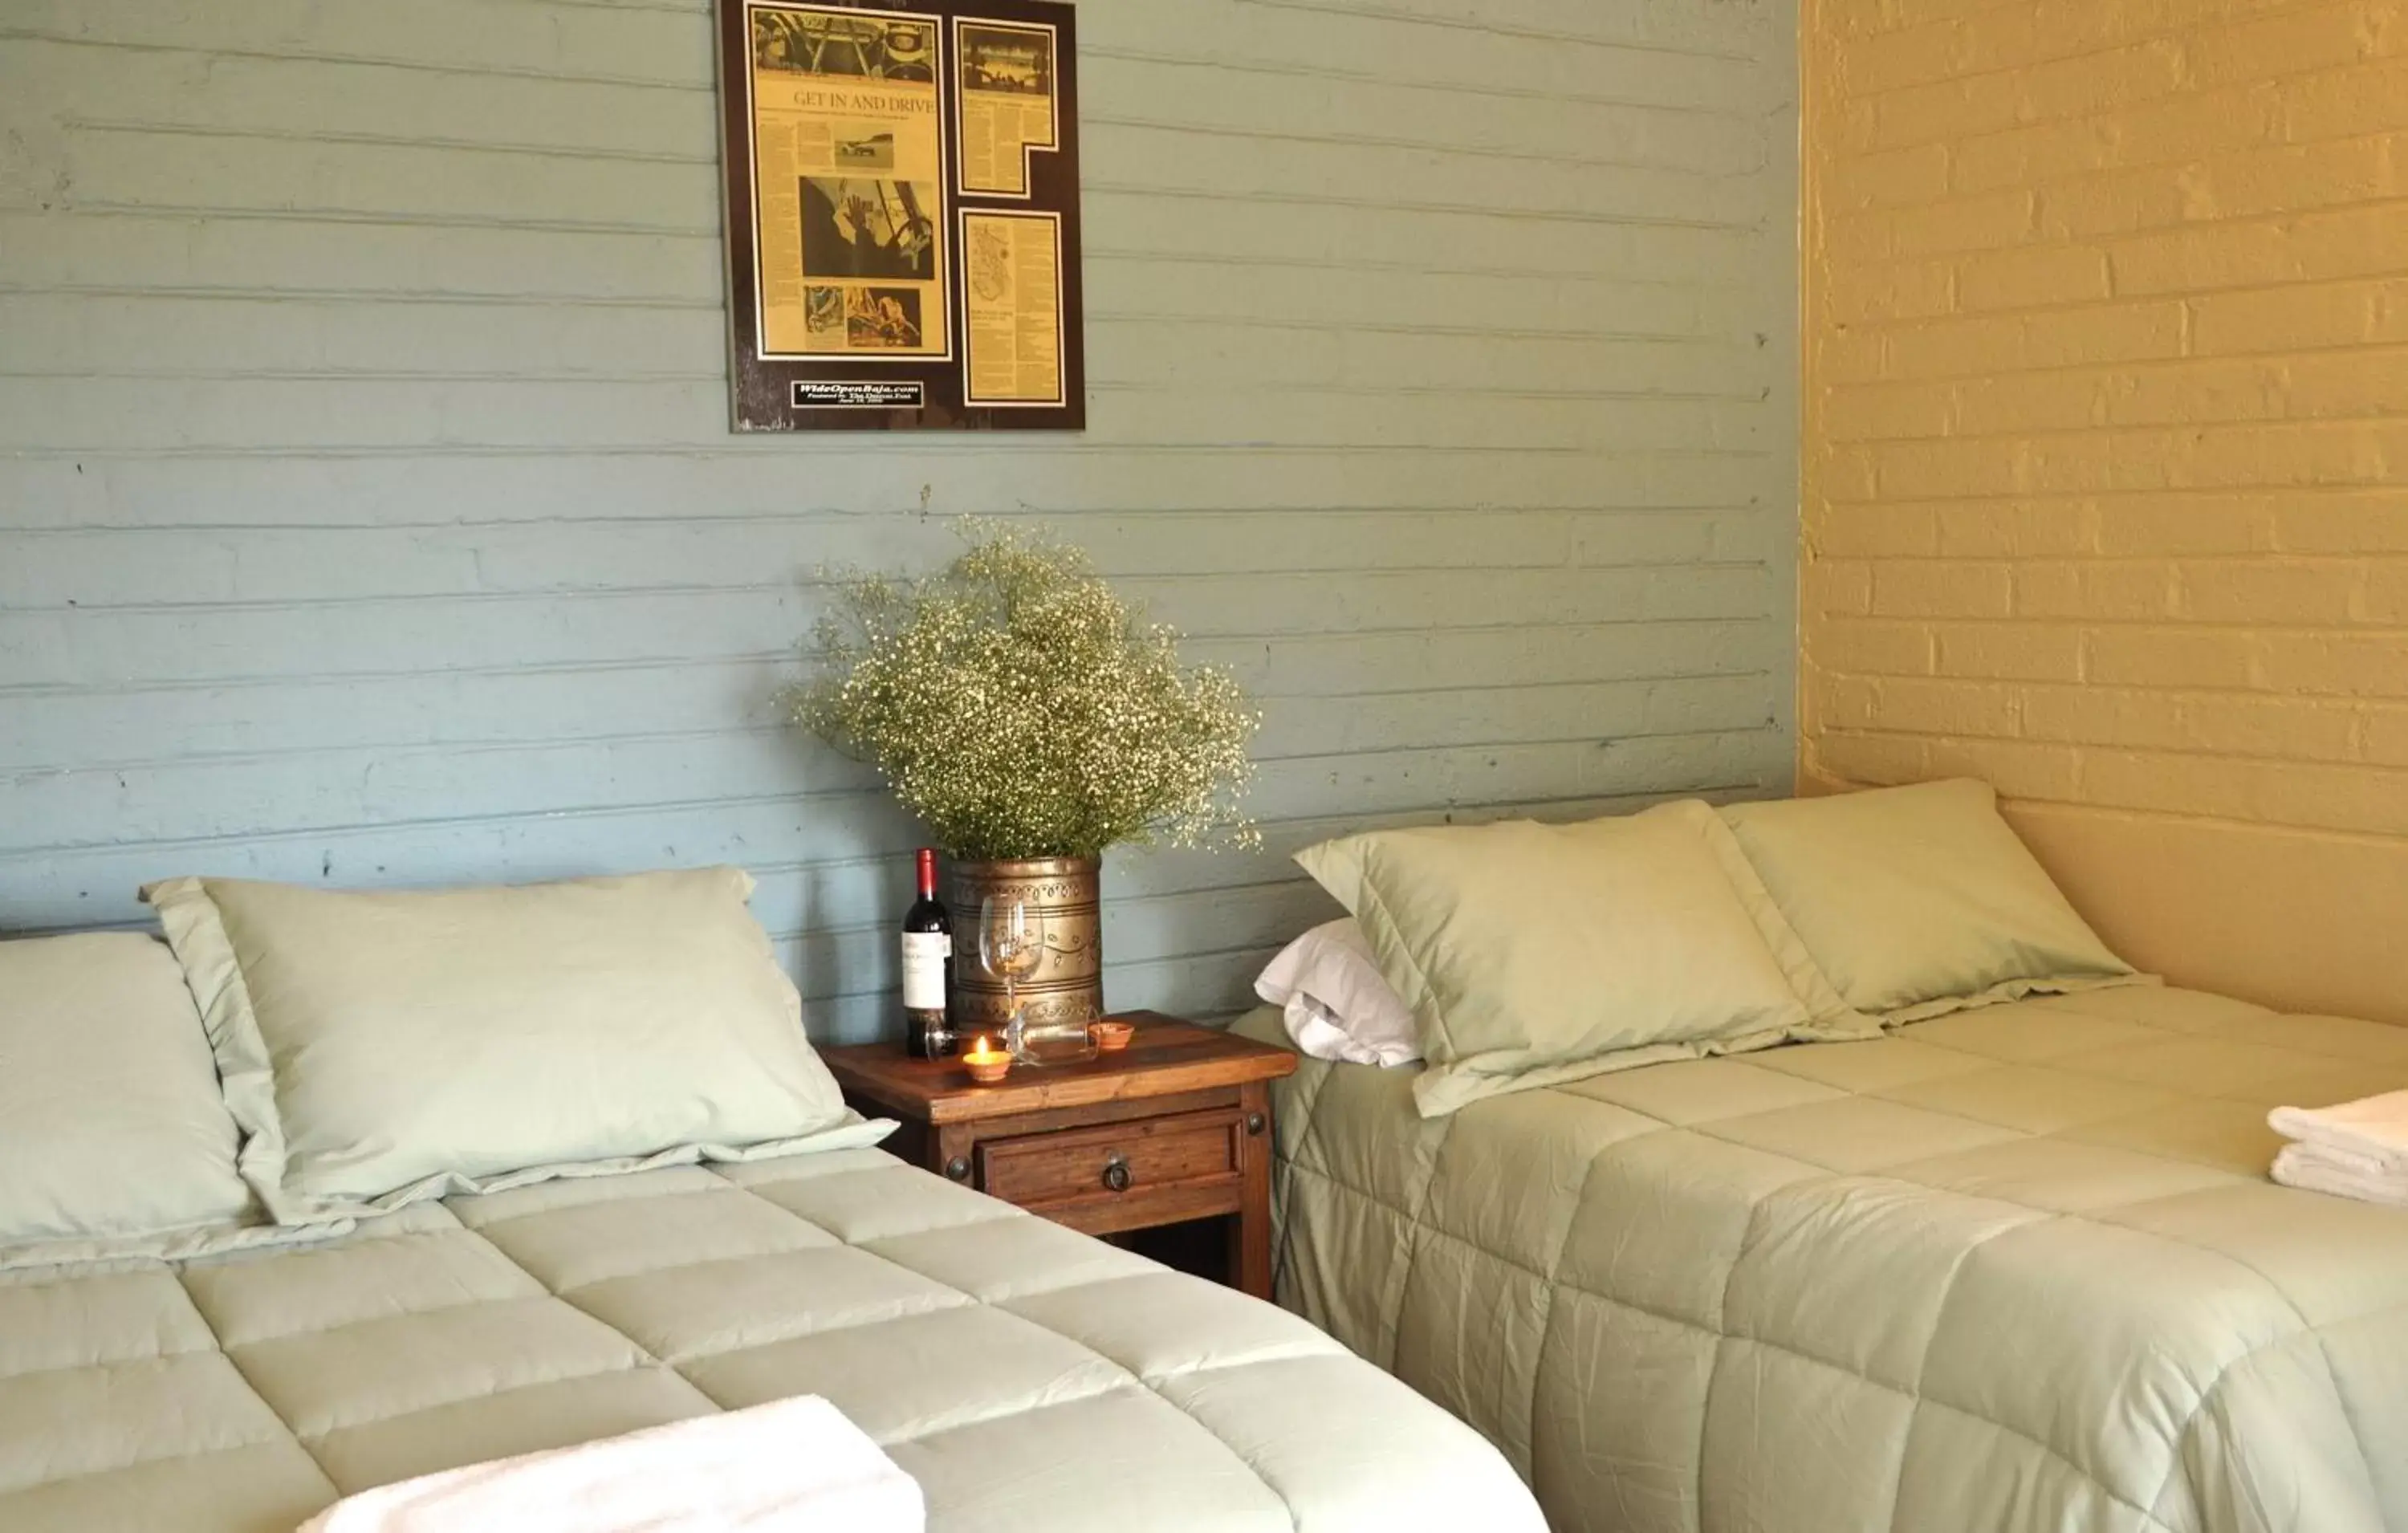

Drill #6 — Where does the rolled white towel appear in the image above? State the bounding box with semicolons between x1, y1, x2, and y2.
2268;1088;2408;1173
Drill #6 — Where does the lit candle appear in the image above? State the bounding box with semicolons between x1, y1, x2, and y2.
962;1034;1011;1084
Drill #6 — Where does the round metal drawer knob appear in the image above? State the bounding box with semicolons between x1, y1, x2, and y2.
1101;1155;1133;1193
945;1156;971;1181
1246;1112;1267;1137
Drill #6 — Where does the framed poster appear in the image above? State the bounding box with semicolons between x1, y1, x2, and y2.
718;0;1084;431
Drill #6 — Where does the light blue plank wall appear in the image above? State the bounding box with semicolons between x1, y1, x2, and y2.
0;0;1800;1040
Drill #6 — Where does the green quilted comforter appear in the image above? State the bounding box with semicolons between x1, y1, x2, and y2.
1242;986;2408;1532
0;1148;1539;1532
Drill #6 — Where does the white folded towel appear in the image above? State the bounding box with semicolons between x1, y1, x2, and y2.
2272;1141;2408;1208
298;1394;923;1533
2268;1089;2408;1208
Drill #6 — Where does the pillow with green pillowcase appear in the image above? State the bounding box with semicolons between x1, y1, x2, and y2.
1295;800;1872;1116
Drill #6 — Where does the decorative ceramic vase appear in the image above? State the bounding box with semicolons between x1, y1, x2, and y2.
946;855;1104;1036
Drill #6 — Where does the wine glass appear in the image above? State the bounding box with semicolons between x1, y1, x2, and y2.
978;895;1047;1063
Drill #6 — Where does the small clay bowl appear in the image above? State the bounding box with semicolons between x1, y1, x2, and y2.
962;1051;1011;1084
1089;1020;1136;1052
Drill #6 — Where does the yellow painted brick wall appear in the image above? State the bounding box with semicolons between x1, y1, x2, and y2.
1802;0;2408;1021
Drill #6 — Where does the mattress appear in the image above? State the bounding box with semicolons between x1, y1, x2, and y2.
1242;986;2408;1533
0;1146;1540;1532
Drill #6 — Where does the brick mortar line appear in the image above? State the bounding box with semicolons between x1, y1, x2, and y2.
1803;722;2408;773
1822;138;2408;230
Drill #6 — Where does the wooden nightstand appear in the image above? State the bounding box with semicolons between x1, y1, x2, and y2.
821;1012;1299;1299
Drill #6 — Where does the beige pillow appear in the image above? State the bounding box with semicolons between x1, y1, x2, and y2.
0;933;260;1267
144;868;889;1223
1296;801;1875;1116
1719;779;2141;1020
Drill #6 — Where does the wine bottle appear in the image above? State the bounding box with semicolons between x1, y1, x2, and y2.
901;848;955;1058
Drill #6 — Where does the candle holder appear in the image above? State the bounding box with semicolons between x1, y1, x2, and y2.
1088;1019;1135;1052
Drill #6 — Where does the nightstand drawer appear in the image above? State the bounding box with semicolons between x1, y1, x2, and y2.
978;1107;1243;1216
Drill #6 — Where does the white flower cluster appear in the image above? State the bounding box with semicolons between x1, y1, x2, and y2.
791;522;1261;860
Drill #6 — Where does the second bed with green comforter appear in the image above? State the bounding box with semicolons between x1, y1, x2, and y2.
1241;985;2408;1533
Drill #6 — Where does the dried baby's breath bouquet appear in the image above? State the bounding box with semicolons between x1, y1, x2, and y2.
791;522;1259;860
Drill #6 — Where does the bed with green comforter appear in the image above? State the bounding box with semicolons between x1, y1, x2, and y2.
1240;984;2408;1533
0;1148;1540;1532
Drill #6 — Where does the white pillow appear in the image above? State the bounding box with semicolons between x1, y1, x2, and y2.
1255;919;1421;1067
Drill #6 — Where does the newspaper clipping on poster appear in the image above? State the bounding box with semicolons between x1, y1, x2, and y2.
954;20;1056;197
962;209;1064;405
749;5;950;358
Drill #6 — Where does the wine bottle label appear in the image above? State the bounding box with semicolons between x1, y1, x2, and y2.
901;931;951;1010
